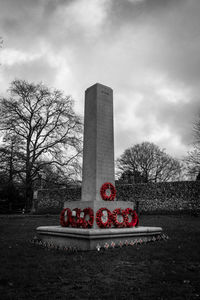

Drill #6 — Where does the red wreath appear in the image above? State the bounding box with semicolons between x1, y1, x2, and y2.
96;208;113;228
100;182;116;201
81;207;94;228
112;208;128;228
125;208;139;227
70;208;82;228
60;208;72;227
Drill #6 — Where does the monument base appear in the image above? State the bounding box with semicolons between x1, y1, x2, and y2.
36;226;163;251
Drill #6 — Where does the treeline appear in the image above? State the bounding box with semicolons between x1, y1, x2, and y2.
0;79;199;213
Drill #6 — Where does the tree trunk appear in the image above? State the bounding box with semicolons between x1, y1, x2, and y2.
25;166;33;211
25;181;33;211
25;137;33;211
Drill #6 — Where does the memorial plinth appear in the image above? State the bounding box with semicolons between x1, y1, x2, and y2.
36;226;162;251
37;83;163;250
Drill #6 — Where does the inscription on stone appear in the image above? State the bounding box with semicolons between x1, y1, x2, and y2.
101;90;110;95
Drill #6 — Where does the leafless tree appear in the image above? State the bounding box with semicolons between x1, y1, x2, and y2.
184;116;200;179
0;135;24;185
117;142;182;183
0;79;83;210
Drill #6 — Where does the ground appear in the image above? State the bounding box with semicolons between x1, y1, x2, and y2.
0;214;199;299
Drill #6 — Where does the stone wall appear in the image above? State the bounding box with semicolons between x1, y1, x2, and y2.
35;181;200;214
36;187;81;214
116;181;200;213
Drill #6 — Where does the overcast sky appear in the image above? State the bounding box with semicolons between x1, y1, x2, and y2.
0;0;200;160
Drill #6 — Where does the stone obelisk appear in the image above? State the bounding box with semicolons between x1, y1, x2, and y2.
82;83;115;202
37;83;162;250
63;82;135;226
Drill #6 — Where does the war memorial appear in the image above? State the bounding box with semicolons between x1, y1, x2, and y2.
36;83;162;251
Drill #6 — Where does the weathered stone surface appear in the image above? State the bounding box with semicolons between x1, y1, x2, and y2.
36;226;162;251
36;187;80;214
81;83;115;202
117;181;200;213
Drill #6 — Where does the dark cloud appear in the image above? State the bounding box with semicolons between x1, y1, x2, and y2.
0;0;200;159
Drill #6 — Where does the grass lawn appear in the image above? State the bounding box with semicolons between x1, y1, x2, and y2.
0;214;199;299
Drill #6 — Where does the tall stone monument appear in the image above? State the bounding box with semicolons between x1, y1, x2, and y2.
37;83;162;250
82;83;115;203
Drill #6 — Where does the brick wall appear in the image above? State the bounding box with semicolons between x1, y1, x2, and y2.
35;181;200;214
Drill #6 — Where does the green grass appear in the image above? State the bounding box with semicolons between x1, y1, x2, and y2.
0;215;199;299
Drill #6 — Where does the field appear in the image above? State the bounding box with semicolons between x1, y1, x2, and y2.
0;214;199;299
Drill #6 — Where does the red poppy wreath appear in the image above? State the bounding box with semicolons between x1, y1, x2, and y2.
70;208;82;228
96;207;113;228
100;182;116;201
112;208;128;228
125;208;139;227
60;208;72;227
81;207;94;228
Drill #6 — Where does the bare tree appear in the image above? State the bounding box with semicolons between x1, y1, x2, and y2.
117;142;182;183
0;135;24;185
0;79;83;210
184;116;200;179
34;163;81;189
